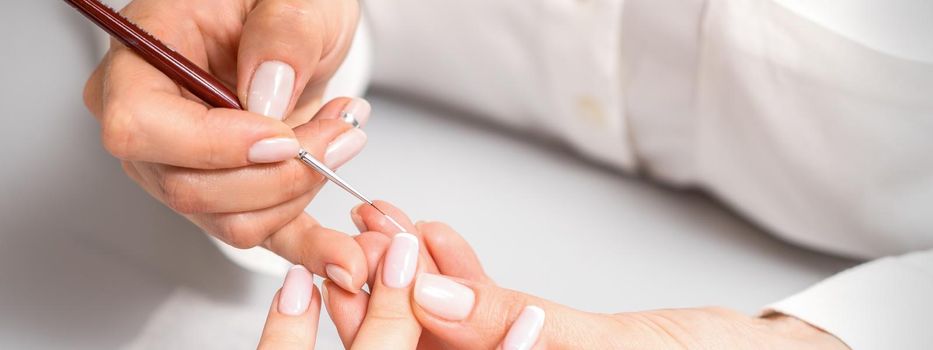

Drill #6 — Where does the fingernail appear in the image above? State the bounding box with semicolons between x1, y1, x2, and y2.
413;273;476;321
324;128;367;168
351;205;367;232
341;98;372;127
325;264;356;293
502;306;546;350
320;281;330;306
249;137;300;163
383;233;419;288
279;265;313;316
248;61;296;120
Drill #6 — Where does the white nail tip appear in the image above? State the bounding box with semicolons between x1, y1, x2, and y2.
503;305;546;350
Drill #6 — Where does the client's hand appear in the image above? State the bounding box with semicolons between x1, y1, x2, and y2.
258;236;424;350
82;0;370;293
326;201;851;350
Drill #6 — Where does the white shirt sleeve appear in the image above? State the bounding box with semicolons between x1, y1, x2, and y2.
765;250;933;349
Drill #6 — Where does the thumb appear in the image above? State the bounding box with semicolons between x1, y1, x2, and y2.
350;233;423;349
411;274;614;350
238;0;360;121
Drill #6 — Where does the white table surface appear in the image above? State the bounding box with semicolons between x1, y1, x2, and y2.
0;2;856;349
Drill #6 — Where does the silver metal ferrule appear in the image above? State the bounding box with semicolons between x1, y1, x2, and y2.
297;149;374;206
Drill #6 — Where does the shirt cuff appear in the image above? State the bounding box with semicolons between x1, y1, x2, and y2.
763;250;933;349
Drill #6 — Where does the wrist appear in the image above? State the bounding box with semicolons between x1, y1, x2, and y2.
761;314;850;350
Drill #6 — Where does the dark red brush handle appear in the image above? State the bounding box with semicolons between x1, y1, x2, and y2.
64;0;243;110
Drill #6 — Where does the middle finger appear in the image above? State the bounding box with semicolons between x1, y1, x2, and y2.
132;113;358;214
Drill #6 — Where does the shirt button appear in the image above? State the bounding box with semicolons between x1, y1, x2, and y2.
576;95;608;127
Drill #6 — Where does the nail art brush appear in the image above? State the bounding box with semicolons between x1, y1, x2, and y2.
65;0;404;230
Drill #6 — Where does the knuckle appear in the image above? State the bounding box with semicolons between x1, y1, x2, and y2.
475;289;529;332
269;0;314;21
159;170;205;214
100;101;139;160
214;214;268;249
367;305;414;323
502;292;532;321
280;163;308;199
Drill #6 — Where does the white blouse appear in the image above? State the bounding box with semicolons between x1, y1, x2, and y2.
364;0;933;348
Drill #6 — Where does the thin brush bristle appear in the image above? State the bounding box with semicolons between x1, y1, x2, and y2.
370;204;406;232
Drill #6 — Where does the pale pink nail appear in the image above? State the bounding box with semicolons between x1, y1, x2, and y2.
502;306;546;350
248;137;300;163
320;281;330;307
351;205;367;232
248;61;296;120
383;233;419;288
414;273;475;321
279;265;313;316
324;128;367;168
341;98;372;127
325;264;356;293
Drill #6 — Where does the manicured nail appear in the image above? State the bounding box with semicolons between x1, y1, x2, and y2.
351;205;367;232
248;61;296;120
278;265;313;316
341;98;372;127
414;273;476;321
325;264;356;293
249;137;300;163
320;281;330;306
502;306;546;350
324;128;367;168
383;233;419;288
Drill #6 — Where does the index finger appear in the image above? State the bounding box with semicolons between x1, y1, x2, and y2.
258;265;322;350
96;47;299;168
353;201;441;287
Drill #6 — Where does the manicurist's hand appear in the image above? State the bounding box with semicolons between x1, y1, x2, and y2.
330;202;851;350
82;0;370;293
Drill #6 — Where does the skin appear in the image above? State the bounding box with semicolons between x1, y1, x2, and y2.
255;202;461;349
257;233;424;350
318;201;852;350
82;0;369;292
84;2;853;347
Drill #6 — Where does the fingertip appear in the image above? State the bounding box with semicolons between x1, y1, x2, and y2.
312;97;360;122
357;200;416;235
354;232;391;287
420;221;489;282
248;137;301;164
381;232;420;289
341;97;372;127
259;276;322;349
263;216;369;294
501;306;546;350
325;264;360;294
320;279;331;307
412;273;476;321
278;265;314;316
205;108;300;167
351;203;367;232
